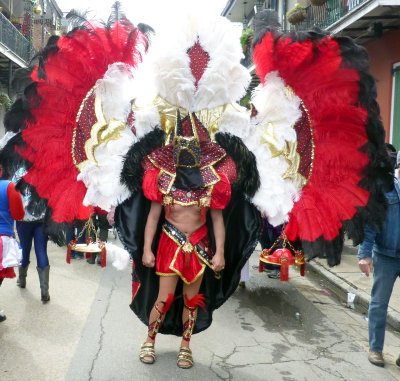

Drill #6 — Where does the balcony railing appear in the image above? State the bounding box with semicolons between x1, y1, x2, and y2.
0;11;33;63
285;0;367;32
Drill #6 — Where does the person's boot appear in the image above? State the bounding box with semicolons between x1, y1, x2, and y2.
37;265;50;303
17;265;29;288
0;310;6;322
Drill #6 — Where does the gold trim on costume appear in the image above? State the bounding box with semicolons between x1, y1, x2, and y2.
258;87;315;189
161;226;207;285
133;96;249;143
72;87;126;171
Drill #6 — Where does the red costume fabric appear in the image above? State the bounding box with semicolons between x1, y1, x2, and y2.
142;168;232;210
156;222;214;284
7;183;24;221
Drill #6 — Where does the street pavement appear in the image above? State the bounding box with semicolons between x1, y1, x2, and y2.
1;237;400;381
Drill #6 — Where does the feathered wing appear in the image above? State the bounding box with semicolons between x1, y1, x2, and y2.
11;19;149;234
250;11;392;265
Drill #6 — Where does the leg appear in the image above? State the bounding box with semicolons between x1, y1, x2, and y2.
16;222;33;288
368;254;399;364
33;223;50;302
16;222;33;268
33;223;49;270
178;274;204;368
140;275;179;364
97;214;109;242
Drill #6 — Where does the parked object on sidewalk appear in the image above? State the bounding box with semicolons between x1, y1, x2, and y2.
347;292;356;309
358;177;400;367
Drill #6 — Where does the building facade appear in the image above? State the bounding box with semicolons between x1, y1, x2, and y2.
0;0;62;137
222;0;400;148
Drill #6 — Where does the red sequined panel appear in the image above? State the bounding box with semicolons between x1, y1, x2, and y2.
181;114;210;142
201;166;219;186
74;91;96;166
187;40;210;90
126;102;136;135
158;171;174;192
169;186;210;205
294;103;314;181
147;141;226;174
214;156;237;184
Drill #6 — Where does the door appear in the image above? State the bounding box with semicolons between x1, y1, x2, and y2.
391;63;400;150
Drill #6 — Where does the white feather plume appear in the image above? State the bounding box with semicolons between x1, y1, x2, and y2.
95;63;137;122
247;72;303;225
105;242;130;270
77;128;135;210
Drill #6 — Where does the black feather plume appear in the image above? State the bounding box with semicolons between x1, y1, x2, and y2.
121;128;165;193
215;132;260;197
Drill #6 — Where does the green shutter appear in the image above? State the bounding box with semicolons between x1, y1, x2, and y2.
392;66;400;150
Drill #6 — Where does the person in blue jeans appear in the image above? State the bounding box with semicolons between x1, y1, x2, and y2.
16;221;50;302
358;176;400;367
13;166;50;303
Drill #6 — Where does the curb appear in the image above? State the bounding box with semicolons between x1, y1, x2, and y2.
307;259;400;331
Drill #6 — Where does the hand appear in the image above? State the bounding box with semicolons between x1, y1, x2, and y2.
211;252;225;272
107;206;115;226
142;249;155;268
359;257;373;277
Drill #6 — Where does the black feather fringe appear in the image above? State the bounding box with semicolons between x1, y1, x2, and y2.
335;35;393;245
215;132;260;197
0;133;24;179
121;128;165;193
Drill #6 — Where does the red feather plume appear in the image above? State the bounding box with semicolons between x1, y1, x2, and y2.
252;29;382;264
20;22;147;224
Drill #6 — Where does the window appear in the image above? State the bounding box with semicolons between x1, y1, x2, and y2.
390;63;400;150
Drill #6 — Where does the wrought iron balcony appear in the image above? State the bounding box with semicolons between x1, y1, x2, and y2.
0;11;33;63
285;0;368;32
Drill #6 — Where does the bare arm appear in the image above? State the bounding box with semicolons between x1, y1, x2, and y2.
142;202;163;268
210;209;225;272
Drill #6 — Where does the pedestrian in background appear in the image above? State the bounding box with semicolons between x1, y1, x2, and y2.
13;166;50;303
358;173;400;367
0;165;25;321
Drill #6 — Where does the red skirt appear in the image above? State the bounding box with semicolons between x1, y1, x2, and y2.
156;222;214;284
0;267;16;279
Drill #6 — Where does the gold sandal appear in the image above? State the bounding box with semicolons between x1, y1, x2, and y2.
177;346;193;369
139;342;156;364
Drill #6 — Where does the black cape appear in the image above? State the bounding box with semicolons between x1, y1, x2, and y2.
115;190;262;336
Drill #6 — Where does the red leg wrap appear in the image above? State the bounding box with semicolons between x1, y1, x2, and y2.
182;294;206;343
147;294;174;340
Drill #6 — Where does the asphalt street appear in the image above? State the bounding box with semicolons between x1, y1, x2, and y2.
1;238;399;381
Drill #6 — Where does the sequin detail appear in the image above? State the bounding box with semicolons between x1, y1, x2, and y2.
187;40;210;90
74;91;96;166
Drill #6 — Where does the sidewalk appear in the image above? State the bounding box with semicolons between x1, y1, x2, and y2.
307;240;400;331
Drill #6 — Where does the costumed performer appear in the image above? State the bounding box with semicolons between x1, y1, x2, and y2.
0;3;393;372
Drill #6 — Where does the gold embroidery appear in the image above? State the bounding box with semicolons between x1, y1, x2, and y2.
257;87;315;189
162;226;207;284
73;89;126;171
163;195;173;206
133;96;249;143
199;196;211;208
182;241;194;253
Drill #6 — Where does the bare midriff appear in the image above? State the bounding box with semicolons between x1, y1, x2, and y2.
166;204;205;236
